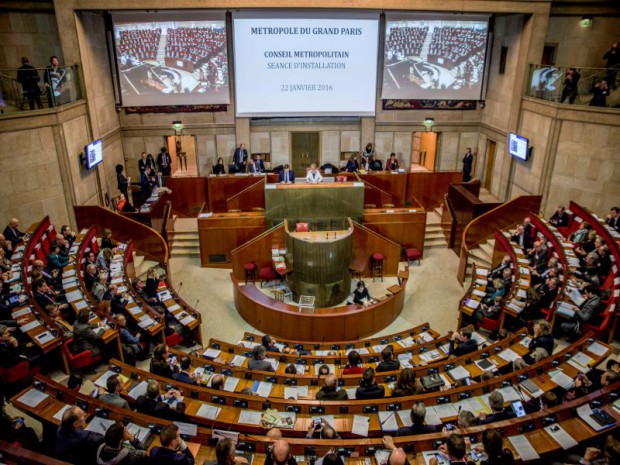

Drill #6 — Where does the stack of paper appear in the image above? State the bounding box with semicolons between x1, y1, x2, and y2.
230;355;246;367
509;435;540;461
351;415;370;436
544;424;578;450
238;410;262;425
196;404;221;420
448;365;470;382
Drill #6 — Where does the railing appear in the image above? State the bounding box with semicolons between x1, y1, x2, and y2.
354;172;394;206
526;64;618;108
456;195;542;284
226;177;266;211
441;193;457;249
0;64;82;113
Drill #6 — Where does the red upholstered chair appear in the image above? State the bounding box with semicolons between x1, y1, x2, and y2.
371;252;384;282
335;176;347;182
478;317;500;333
47;224;57;244
34;244;46;263
91;236;99;255
259;266;278;288
166;332;183;348
244;263;256;284
296;223;310;232
0;361;32;384
405;248;422;266
40;234;50;256
584;304;615;340
62;338;101;370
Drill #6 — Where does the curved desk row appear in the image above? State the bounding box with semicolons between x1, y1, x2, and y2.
232;273;407;342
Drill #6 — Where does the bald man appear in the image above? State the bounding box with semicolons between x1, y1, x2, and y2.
56;406;104;464
382;436;410;465
3;218;24;249
316;373;348;400
211;374;225;390
265;439;298;465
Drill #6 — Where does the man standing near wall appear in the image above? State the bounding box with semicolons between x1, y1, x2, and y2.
462;147;475;182
17;57;43;110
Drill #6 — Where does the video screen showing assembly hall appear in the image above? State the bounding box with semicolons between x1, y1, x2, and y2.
0;1;619;465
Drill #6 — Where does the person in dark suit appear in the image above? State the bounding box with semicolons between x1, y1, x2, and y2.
248;345;275;372
479;390;516;424
262;334;280;353
72;308;103;357
448;327;478;357
16;57;43;110
56;406;104;465
549;205;570;228
315;374;348;400
522;320;554;365
255;154;266;173
136;380;185;421
355;368;385;400
3;218;25;249
0;324;32;369
376;346;400;373
138;152;148;175
116;164;129;199
606;207;620;232
233;143;248;173
149;423;195;465
344;155;359;172
559;285;601;337
278;164;295;184
462;147;475;182
396;402;438;436
247;158;260;174
369;155;383;171
157;147;172;176
172;357;198;385
511;225;533;251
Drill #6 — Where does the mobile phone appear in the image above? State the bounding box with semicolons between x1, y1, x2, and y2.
93;387;99;398
445;423;455;431
511;400;526;418
433;453;446;465
14;417;24;425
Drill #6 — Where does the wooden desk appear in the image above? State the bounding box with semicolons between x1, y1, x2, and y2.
232;272;407;341
290;229;351;242
363;208;427;256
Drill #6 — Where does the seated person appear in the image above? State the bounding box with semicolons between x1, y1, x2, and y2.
215;437;251;465
355;367;385;400
96;249;112;272
488;255;512;281
474;429;515;465
60;225;77;245
116;194;136;212
429;434;474;465
92;272;108;302
149;424;195;465
522;320;554;365
98;374;130;409
262;334;281;353
47;242;73;271
569;221;591;243
479;390;515;424
278;164;295;184
102;284;129;315
96;421;148;465
72;308;104;357
557;285;601;338
520;276;559;322
606;207;620;232
0;324;40;369
211;375;225;391
386;153;399;171
448;327;478;357
33;259;60;288
264;439;297;465
569;369;620;399
150;343;176;378
352;280;372;306
213;157;227;175
248;345;275;372
369;155;383;171
376;345;400;372
305;163;323;183
33;279;68;311
172;356;200;385
528;241;549;274
344;155;359;172
475;295;503;323
0;391;40;451
511;225;533;250
342;350;365;374
549;205;569;228
83;264;98;292
306;417;341;439
100;229;114;250
316;374;348;400
391;368;421;397
3;218;25;250
381;436;413;465
115;314;143;365
56;406;105;464
136;380;185;421
396;402;438;435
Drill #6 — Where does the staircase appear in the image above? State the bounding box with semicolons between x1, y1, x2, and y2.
425;209;447;249
463;238;496;283
170;229;200;258
131;253;160;280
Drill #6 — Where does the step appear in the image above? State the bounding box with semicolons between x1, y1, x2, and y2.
479;241;495;257
171;250;201;257
171;230;199;237
172;242;200;251
426;212;442;225
172;238;200;247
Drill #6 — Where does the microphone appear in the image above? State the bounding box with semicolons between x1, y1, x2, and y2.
175;281;183;293
380;409;396;426
193;299;199;317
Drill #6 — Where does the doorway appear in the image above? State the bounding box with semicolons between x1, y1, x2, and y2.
167;135;197;177
541;44;557;66
484;140;497;190
411;132;437;171
291;132;320;177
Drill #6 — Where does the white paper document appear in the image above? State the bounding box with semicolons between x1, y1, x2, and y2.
196;404;221;420
549;370;575;390
498;348;521;363
378;411;399;431
17;389;48;408
95;370;119;388
351;415;370;436
509;435;540;461
65;290;83;302
230;355;246;367
284;387;299;400
255;381;273;397
448;365;470;381
35;331;55;345
12;307;32;318
20;319;41;332
203;348;221;358
174;421;198;437
397;409;413;427
223;377;239;392
238;410;262;425
587;341;608;357
128;380;148;399
53;404;71;421
86;417;115;435
127;423;151;443
544;424;578;450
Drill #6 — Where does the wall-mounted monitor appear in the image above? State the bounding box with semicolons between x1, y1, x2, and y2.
85;139;103;170
232;11;380;117
508;133;529;161
111;10;230;107
382;13;490;101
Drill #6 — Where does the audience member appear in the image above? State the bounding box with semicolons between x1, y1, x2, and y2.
95;421;148;465
0;391;40;451
316;374;348;400
550;205;570;228
98;374;130;409
3;218;25;249
557;285;600;338
511;225;533;250
150;343;176;378
377;345;400;372
306;163;323;183
343;350;365;374
56;406;104;464
396;402;437;436
136;380;184;421
606;207;620;232
262;334;281;353
306;417;341;439
479;390;515;424
448;327;477;357
248;345;275;372
344;155;359;172
356;367;385;399
211;375;225;390
92;272;108;302
150;423;194;465
264;439;298;465
215;437;250;465
391;368;422;397
475;429;515;465
115;314;143;365
352;280;372;306
173;356;200;385
72;308;103;357
522;320;554;364
429;434;474;465
552;434;620;465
